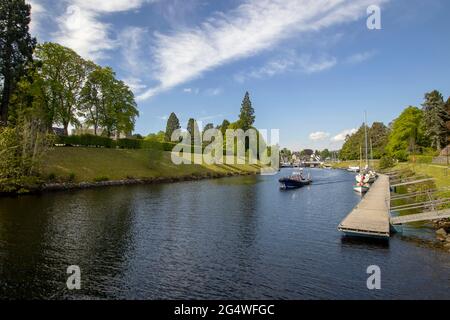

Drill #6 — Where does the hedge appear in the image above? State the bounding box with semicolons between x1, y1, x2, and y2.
56;135;242;154
56;134;176;151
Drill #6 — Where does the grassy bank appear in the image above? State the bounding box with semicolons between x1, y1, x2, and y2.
42;147;263;183
394;162;450;191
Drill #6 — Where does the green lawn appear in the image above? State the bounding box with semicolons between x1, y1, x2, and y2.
395;162;450;190
42;147;264;183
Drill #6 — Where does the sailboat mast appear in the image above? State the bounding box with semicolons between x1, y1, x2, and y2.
360;144;362;171
364;111;369;168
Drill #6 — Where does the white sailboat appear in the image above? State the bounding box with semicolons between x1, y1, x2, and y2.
353;112;371;194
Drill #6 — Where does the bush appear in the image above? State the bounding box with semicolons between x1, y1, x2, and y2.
57;134;114;148
379;156;395;169
116;138;141;149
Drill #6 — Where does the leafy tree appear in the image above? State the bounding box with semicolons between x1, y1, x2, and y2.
80;66;138;137
104;79;138;138
35;43;89;135
339;125;367;160
165;112;181;141
0;0;36;125
146;131;165;142
369;122;390;158
238;91;255;131
386;106;426;161
219;119;230;136
0;64;53;187
187;118;200;145
320;149;331;160
79;65;110;135
422;90;449;151
202;123;214;134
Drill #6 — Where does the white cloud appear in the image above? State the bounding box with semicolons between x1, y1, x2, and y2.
27;0;45;36
205;87;223;96
72;0;155;13
345;51;377;64
122;77;148;94
331;128;357;142
119;27;150;75
183;88;199;94
138;0;388;100
198;114;224;122
309;131;330;141
53;0;156;60
236;51;336;82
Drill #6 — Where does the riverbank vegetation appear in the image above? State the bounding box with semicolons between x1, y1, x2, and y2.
42;148;263;184
0;1;271;194
339;90;449;168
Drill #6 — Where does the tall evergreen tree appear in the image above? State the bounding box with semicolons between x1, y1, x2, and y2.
446;97;450;146
238;91;255;131
187;118;200;145
165;112;180;141
422;90;448;151
0;0;36;125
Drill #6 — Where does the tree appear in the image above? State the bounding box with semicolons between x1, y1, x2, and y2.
219;119;230;136
80;66;138;137
369;122;390;159
35;43;89;135
146;131;165;143
320;149;331;160
79;65;109;135
0;0;36;125
238;91;255;131
202;123;214;135
165;112;181;141
422;90;449;151
339;125;367;160
446;97;450;146
1;63;53;187
386;106;426;161
109;79;138;138
187;118;200;145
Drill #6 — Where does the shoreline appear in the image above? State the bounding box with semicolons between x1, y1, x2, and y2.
0;171;258;197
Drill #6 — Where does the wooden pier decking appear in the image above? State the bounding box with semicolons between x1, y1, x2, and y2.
338;175;391;238
390;209;450;225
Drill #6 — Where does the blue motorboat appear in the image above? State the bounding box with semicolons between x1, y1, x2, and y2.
279;170;312;189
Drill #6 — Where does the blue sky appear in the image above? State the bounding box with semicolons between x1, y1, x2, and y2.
29;0;450;150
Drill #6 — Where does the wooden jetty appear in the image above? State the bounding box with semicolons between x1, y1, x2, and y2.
391;209;450;225
339;170;449;239
338;175;391;238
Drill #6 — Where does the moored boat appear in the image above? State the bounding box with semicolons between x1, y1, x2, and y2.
353;184;370;193
279;170;312;189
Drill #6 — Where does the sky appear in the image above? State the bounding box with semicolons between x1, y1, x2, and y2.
28;0;450;151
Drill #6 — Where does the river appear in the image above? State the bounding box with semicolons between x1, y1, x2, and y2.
0;168;449;299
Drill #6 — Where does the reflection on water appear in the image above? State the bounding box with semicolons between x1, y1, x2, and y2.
0;169;449;299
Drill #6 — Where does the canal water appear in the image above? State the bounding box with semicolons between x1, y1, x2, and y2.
0;169;449;299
